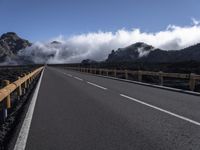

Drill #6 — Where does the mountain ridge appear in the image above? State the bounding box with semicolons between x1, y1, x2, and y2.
0;32;200;64
0;32;31;63
106;42;200;63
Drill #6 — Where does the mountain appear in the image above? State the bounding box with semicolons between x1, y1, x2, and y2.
106;42;200;63
50;41;62;45
107;42;154;62
0;32;31;63
81;59;98;64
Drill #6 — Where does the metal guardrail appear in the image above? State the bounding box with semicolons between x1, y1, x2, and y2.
66;67;200;91
0;67;43;122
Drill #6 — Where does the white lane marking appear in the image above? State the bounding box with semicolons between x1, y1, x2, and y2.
74;76;83;81
14;70;44;150
120;94;200;126
87;81;107;90
67;74;72;77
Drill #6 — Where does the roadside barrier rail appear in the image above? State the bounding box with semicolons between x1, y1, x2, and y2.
65;67;200;91
0;67;43;122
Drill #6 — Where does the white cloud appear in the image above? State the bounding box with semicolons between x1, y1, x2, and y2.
18;21;200;64
192;18;200;26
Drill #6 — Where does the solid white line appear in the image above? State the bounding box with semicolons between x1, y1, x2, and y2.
74;76;83;81
14;70;44;150
87;81;107;90
120;94;200;126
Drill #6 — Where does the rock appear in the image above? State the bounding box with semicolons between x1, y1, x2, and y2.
0;32;31;63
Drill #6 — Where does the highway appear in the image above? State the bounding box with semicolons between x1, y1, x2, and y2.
15;66;200;150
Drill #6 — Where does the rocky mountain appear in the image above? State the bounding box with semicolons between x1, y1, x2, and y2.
106;42;200;63
0;32;31;63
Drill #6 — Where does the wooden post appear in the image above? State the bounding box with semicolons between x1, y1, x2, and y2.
125;70;128;79
94;68;96;74
114;69;117;77
2;80;11;109
189;73;196;91
159;71;164;85
23;73;27;94
0;101;7;122
106;70;109;76
99;69;102;75
27;72;31;87
138;71;142;82
17;77;22;100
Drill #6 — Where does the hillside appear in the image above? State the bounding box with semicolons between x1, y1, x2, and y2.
106;42;200;63
0;32;31;63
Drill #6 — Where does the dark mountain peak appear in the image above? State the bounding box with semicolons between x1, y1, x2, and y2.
1;32;17;36
51;41;62;45
0;32;31;63
125;42;153;48
107;42;155;62
1;32;19;40
129;42;152;48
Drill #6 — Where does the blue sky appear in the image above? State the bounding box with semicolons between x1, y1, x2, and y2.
0;0;199;41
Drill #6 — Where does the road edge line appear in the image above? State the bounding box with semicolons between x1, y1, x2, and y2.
13;69;44;150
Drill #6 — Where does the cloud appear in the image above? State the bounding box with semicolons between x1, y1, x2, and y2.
18;20;200;64
192;18;200;26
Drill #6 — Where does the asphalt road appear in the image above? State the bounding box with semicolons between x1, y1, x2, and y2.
21;66;200;150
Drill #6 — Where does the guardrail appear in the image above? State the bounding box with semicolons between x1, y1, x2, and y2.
65;67;200;91
0;67;43;122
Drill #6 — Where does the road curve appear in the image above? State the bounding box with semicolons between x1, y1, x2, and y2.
17;66;200;150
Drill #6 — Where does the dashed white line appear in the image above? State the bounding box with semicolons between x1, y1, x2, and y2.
14;69;44;150
87;81;107;90
74;77;83;81
67;74;72;77
120;94;200;126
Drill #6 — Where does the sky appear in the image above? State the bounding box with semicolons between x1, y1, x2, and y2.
1;0;200;64
0;0;200;41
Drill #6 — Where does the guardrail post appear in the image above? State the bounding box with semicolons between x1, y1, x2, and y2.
159;71;164;85
138;71;142;82
189;73;196;91
94;68;96;74
125;70;128;79
0;80;10;122
23;73;27;94
3;80;11;109
0;100;7;123
28;72;31;87
17;77;23;100
106;70;109;76
114;69;117;77
89;68;91;73
99;69;102;75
